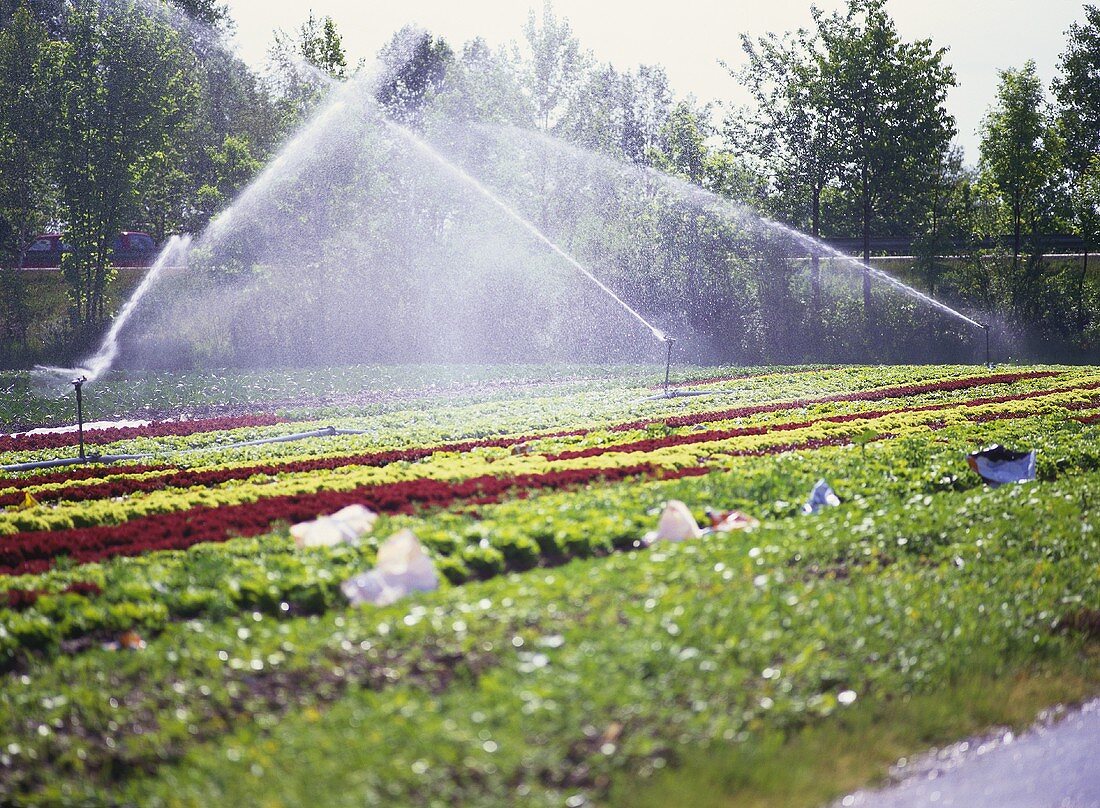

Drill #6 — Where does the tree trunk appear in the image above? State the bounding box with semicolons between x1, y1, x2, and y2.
811;187;821;315
862;175;872;333
1076;248;1090;334
1011;198;1022;311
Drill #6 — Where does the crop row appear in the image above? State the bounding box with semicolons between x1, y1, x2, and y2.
0;368;1055;469
2;414;943;578
0;414;288;453
2;408;1095;666
610;370;1059;431
0;463;174;491
3;371;1086;506
0;430;588;508
548;381;1100;460
0;464;720;575
2;581;101;611
3;385;1091;540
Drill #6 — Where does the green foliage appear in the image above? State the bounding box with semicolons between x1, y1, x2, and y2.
0;3;53;263
266;11;351;131
727;24;839;239
979;62;1058;246
818;0;956;265
522;5;588;134
0;4;51;358
1054;5;1100;179
49;0;199;336
377;28;454;123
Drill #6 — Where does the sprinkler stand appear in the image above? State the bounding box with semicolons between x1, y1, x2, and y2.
980;323;991;368
72;375;87;461
663;337;675;397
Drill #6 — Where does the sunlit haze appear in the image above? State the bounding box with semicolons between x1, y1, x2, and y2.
222;0;1089;166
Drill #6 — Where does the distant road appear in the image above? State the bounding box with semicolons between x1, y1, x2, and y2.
823;234;1090;256
7;265;182;272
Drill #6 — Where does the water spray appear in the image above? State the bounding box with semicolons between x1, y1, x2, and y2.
380;119;668;346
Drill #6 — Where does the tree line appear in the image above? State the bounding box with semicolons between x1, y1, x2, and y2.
1;0;1098;365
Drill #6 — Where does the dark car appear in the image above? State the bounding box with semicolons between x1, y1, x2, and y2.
20;233;71;268
18;231;158;268
110;231;158;267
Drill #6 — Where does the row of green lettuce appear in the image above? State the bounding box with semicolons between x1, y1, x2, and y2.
1;431;1097;805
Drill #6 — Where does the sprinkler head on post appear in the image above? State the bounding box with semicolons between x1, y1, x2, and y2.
979;323;991;368
662;335;676;396
71;375;87;461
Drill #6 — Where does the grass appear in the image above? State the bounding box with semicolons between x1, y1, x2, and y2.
613;652;1100;808
0;268;143;369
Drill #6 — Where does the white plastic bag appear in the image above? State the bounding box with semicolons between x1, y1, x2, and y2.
967;445;1037;487
341;529;440;606
643;500;704;545
290;504;378;548
802;480;840;515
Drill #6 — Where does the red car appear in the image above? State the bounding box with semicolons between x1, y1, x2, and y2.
20;233;71;268
110;231;158;267
19;231;157;268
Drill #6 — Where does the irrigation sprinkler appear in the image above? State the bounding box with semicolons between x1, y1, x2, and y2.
72;375;87;461
663;336;675;397
980;323;991;368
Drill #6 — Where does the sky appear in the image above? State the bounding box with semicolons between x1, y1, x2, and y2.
222;0;1091;166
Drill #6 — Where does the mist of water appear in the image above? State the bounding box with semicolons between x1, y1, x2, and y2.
468;122;985;331
35;235;192;385
383;120;668;343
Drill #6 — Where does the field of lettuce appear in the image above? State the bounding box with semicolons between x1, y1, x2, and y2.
1;363;1098;806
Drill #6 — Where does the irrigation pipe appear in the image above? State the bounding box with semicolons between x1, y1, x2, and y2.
1;426;373;473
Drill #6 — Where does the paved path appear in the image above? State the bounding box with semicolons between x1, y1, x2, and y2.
837;699;1100;808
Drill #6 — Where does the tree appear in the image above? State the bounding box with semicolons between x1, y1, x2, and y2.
1054;5;1100;330
652;102;709;185
188;133;262;227
267;12;348;131
1067;155;1100;331
1054;6;1100;189
727;26;841;314
910;147;970;309
979;61;1061;314
620;65;672;165
441;37;528;124
1;0;65;35
729;1;954;327
168;0;227;27
0;3;52;265
817;0;956;324
0;4;52;354
298;11;346;79
50;0;198;339
522;3;588;134
376;27;453;123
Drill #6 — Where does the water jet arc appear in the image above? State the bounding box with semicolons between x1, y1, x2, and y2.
381;119;670;347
